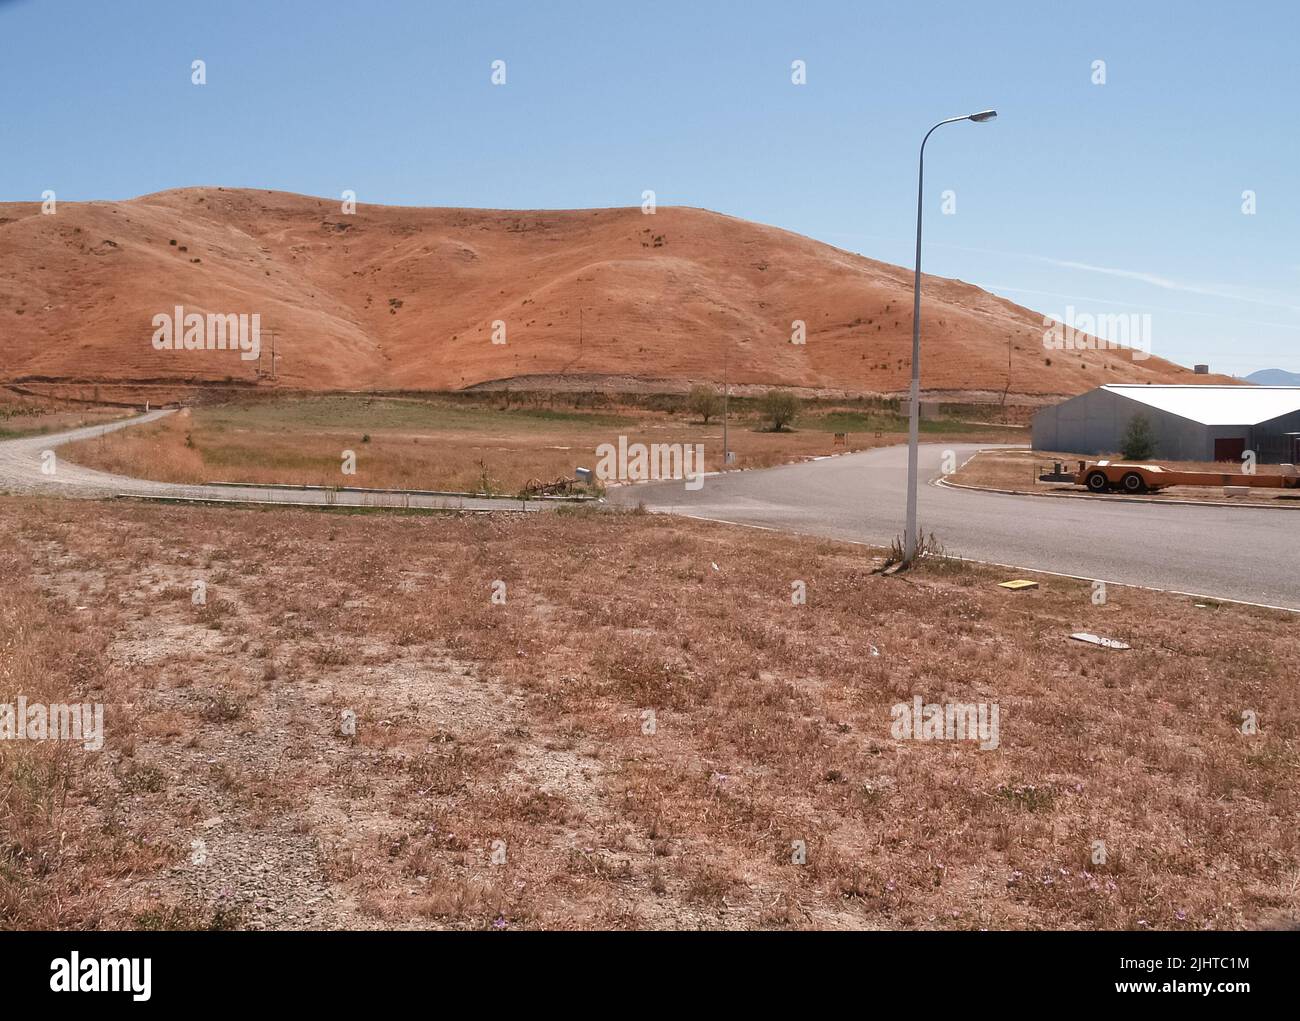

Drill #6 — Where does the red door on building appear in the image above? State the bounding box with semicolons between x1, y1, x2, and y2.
1214;437;1246;462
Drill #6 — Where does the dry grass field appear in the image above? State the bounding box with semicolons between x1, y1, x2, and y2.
60;395;1022;494
950;448;1300;507
2;497;1295;931
0;390;131;440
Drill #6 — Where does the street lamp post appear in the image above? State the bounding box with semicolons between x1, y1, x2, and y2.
903;109;997;566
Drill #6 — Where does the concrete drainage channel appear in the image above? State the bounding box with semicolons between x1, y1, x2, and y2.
200;481;591;499
112;481;600;514
118;493;544;513
192;480;598;510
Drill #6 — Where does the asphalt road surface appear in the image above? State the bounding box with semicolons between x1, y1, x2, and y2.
6;416;1296;608
0;410;546;513
607;442;1300;611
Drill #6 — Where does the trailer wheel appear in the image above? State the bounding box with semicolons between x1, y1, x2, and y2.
1086;471;1110;493
1120;471;1147;494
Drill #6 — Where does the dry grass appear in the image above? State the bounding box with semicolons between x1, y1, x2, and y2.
0;496;1295;930
0;526;172;927
0;389;131;439
59;395;1021;494
951;448;1300;506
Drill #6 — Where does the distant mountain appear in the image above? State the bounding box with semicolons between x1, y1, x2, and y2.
1246;369;1300;386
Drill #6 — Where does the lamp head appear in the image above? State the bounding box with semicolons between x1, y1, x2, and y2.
969;109;998;123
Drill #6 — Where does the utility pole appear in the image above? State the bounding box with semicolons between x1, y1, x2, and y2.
722;344;730;466
259;327;278;381
1000;333;1012;418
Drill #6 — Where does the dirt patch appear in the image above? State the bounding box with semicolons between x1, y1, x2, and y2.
1;497;1296;930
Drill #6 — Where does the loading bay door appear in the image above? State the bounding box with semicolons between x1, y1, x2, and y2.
1214;437;1246;462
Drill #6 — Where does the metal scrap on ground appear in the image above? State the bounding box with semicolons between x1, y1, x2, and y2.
1070;632;1131;650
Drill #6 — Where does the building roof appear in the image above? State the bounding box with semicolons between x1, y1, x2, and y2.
1102;385;1300;426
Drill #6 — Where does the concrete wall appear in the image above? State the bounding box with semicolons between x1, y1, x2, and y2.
1032;389;1217;460
1252;410;1300;463
1033;389;1300;462
899;399;944;420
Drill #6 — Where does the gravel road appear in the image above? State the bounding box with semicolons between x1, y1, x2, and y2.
0;410;546;513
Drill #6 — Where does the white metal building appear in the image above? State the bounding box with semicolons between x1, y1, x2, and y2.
1031;385;1300;463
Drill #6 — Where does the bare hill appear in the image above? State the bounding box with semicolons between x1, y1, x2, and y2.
0;188;1233;400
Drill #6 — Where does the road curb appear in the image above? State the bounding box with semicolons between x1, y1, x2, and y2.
934;475;1300;511
114;494;540;513
200;480;592;503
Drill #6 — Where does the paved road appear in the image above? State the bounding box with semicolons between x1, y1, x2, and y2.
608;443;1300;610
0;410;546;513
7;417;1296;608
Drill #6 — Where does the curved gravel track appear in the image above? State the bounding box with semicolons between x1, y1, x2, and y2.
0;409;545;513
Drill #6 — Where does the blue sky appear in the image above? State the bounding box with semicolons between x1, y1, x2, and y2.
2;0;1296;375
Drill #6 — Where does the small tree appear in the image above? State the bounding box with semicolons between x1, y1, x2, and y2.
1120;413;1156;460
687;384;722;425
759;389;801;432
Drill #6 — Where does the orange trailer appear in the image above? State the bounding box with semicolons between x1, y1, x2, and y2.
1039;459;1300;495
